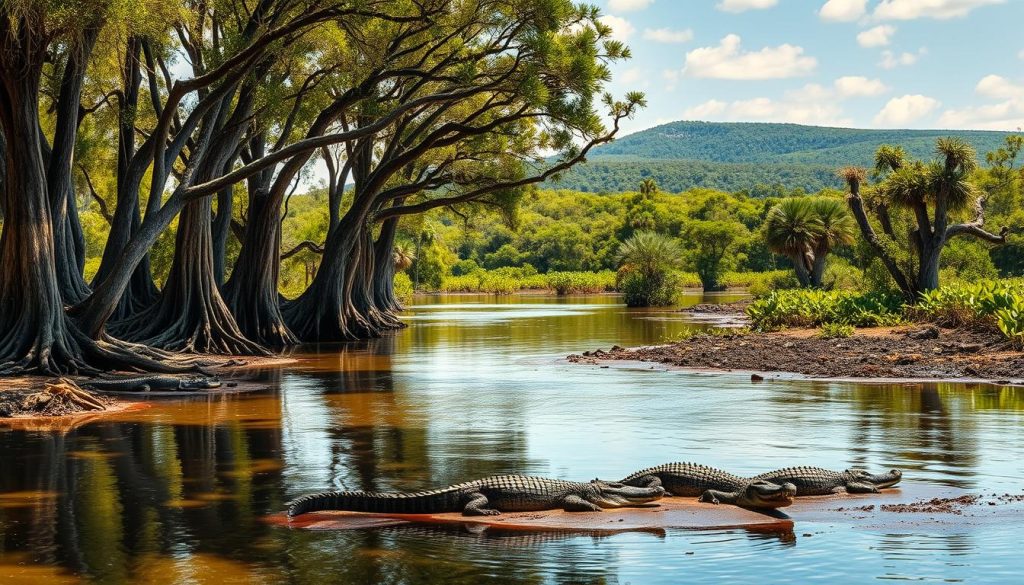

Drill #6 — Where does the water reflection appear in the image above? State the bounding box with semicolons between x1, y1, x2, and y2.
1;293;1023;584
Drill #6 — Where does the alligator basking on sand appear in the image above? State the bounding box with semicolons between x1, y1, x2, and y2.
751;467;903;496
614;462;797;508
81;375;222;393
287;475;665;517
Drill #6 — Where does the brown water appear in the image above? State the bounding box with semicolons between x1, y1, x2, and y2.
2;293;1023;584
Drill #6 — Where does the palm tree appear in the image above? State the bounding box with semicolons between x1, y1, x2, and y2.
392;241;416;272
764;198;822;287
616;231;683;306
638;178;658;196
808;198;855;287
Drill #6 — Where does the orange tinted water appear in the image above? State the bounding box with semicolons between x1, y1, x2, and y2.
1;293;1023;584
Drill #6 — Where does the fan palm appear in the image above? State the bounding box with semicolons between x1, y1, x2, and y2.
764;198;822;287
808;198;855;286
392;241;416;272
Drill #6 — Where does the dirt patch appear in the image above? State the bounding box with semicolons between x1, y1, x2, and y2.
679;298;752;315
878;493;1024;515
569;325;1024;382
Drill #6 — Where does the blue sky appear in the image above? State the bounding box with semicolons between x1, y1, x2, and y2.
598;0;1024;136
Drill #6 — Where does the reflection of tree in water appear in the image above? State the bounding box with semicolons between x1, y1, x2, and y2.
846;383;979;488
0;379;289;583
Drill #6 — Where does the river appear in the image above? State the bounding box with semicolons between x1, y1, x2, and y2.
1;293;1022;584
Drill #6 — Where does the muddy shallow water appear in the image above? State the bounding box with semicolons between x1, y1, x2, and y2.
1;293;1023;584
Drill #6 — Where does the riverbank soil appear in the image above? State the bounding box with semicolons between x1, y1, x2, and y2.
570;325;1024;382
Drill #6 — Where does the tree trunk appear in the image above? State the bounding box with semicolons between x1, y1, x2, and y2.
918;243;942;293
212;183;233;286
351;227;403;333
112;195;266;354
373;215;404;313
810;246;828;288
0;55;197;375
46;24;100;304
223;191;297;346
789;253;811;287
283;213;366;341
92;37;158;320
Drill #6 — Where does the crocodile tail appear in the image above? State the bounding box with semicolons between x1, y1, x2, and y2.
286;487;462;517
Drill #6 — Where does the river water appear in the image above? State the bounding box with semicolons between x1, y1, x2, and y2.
1;293;1023;584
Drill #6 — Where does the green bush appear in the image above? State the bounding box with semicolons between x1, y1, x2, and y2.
914;280;1024;347
393;272;414;305
722;270;800;297
619;270;680;307
546;271;616;295
747;289;905;331
817;322;854;339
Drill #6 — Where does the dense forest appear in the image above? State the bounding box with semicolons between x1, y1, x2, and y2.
550;122;1015;193
0;0;641;374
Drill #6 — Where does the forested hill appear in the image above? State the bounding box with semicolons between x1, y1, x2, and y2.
550;121;1014;194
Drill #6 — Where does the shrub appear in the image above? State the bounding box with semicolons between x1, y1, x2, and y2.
817;323;854;339
747;289;905;331
616;232;685;307
393;272;414;305
546;271;616;295
722;270;800;297
619;269;680;307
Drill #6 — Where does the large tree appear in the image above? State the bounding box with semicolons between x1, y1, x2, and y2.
843;139;1011;300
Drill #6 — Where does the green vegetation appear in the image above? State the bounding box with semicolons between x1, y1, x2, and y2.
550;122;1013;193
764;197;855;287
616;232;684;307
817;323;855;339
915;280;1024;347
438;268;615;295
747;290;905;331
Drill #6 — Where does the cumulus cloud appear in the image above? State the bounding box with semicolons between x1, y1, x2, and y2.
938;74;1024;130
873;94;941;126
819;0;868;21
643;28;693;43
834;76;890;97
608;0;653;12
975;74;1024;99
873;0;1004;20
683;34;817;80
682;95;852;126
716;0;778;13
598;14;635;42
857;25;896;47
879;48;926;69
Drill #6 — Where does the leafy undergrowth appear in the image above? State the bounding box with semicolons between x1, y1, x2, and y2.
439;269;616;295
747;289;905;331
747;280;1024;347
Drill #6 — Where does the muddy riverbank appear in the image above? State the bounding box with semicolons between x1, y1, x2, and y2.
569;325;1024;383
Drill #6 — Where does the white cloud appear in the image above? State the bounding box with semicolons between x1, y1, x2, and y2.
819;0;868;21
879;47;926;69
873;0;1004;20
857;25;896;47
683;96;852;126
938;74;1024;130
619;67;644;85
608;0;653;11
975;74;1024;99
834;76;890;97
716;0;778;13
1019;49;1024;60
598;15;635;42
643;27;693;43
682;99;728;119
683;34;817;80
873;94;941;126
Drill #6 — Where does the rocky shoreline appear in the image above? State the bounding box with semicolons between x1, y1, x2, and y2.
569;324;1024;383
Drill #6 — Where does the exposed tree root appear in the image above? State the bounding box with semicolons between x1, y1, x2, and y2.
0;378;107;417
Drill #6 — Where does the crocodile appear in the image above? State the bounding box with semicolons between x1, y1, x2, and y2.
81;375;222;393
614;463;796;508
751;466;902;496
286;475;665;517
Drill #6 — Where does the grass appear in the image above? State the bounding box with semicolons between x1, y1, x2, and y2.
439;269;616;295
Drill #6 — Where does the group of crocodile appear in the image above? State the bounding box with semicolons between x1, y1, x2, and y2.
286;462;902;517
